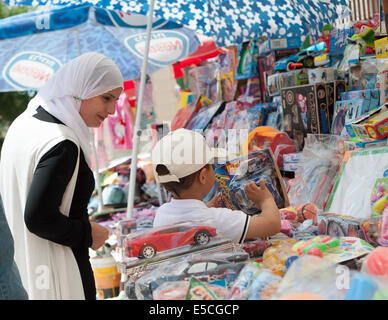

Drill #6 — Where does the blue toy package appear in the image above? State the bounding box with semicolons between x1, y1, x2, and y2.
185;101;226;131
214;150;289;215
331;99;369;135
340;89;380;113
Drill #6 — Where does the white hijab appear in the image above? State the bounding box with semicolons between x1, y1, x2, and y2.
26;52;124;167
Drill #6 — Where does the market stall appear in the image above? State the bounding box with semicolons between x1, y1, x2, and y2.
2;0;388;302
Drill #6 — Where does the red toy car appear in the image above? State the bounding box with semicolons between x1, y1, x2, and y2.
125;225;217;259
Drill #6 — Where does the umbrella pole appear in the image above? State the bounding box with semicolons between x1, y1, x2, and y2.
126;0;156;219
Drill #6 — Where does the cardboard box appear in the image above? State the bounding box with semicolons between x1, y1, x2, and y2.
340;89;380;113
363;106;388;140
332;99;370;136
345;105;388;140
280;83;329;151
258;37;302;56
257;49;299;102
325;80;346;131
374;37;388;59
307;67;335;84
279;69;309;88
344;137;388;151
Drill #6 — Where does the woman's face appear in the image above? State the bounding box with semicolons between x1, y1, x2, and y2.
79;87;123;127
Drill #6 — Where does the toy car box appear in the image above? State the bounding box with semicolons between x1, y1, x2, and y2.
258;37;302;56
280;83;330;151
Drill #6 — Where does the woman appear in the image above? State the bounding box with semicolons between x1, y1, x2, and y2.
0;52;123;300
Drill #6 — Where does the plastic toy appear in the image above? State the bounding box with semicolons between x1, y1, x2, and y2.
262;241;299;277
318;24;332;53
274;50;315;72
351;16;379;56
247;270;282;300
227;263;261;300
370;178;388;216
292;236;340;257
279;203;318;225
365;247;388;278
214;149;289;215
125;225;217;259
378;203;388;246
242;238;271;258
135;257;246;300
344;273;378;300
243;126;296;169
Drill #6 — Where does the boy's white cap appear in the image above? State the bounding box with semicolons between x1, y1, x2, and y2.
151;128;226;183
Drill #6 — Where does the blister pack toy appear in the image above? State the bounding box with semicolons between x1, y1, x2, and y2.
317;213;382;247
185;101;226;131
214;150;289;215
370;178;388;217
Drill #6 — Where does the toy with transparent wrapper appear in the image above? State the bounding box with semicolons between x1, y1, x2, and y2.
215;149;289;215
152;280;229;300
262;240;298;277
227;263;262;300
248;270;282;300
288;134;345;210
124;223;221;261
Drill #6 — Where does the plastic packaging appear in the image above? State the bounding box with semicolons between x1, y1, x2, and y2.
227;263;262;300
125;224;218;260
327;146;388;220
241;239;271;258
248;270;282;300
214;149;289;215
262;241;298;277
379;203;388;246
288;134;346;211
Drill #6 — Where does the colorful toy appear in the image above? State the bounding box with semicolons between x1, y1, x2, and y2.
378;204;388;246
292;236;340;257
262;241;298;277
243;126;296;169
365;247;388;278
125;225;217;259
344;273;378;300
351;17;378;56
279;203;318;225
214;149;289;215
318;24;332;53
370;178;388;216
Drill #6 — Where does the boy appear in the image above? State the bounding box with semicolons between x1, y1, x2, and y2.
151;129;281;244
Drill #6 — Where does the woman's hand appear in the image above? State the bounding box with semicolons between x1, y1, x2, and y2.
90;222;110;250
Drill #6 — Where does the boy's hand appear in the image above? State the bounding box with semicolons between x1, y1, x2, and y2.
206;192;222;208
245;179;275;209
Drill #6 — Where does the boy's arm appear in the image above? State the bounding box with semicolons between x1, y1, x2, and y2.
244;180;281;239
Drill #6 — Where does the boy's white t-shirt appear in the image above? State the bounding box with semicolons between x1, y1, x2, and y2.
153;198;250;244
